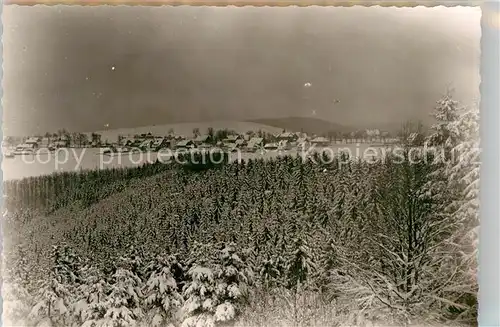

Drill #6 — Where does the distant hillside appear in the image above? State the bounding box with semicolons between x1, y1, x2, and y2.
249;117;355;136
89;121;284;142
251;117;431;136
364;121;432;136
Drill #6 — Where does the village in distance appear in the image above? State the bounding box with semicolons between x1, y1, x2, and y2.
2;119;401;159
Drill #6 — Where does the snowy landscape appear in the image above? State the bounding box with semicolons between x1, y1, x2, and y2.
2;94;480;327
2;5;480;327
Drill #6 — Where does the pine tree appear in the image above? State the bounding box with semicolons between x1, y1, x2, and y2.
101;268;144;327
428;99;480;321
286;232;316;290
2;279;33;326
29;244;82;327
180;243;253;327
143;254;184;327
284;227;316;327
2;245;33;326
78;267;111;327
181;265;218;327
212;243;253;325
314;237;339;296
447;105;480;245
427;90;462;149
258;255;283;291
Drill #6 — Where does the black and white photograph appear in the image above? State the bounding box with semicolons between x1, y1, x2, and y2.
2;4;481;327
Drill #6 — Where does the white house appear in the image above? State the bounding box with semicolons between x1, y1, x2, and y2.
176;140;195;149
310;137;330;147
139;139;154;150
366;129;381;137
14;143;36;154
277;132;298;142
278;140;291;150
151;137;170;149
194;135;212;145
246;137;264;152
40;137;52;148
264;143;279;150
25;137;40;148
223;135;242;143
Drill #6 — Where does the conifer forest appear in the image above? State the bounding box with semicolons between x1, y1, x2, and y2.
2;96;480;327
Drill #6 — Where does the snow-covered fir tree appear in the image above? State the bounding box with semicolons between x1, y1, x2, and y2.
426;96;480;321
212;243;253;325
76;266;112;327
426;93;479;257
2;245;34;326
313;237;339;296
181;265;218;327
100;267;144;327
447;104;480;241
181;243;253;327
258;255;284;291
28;244;82;327
143;254;184;327
2;278;33;326
427;90;462;149
285;229;316;292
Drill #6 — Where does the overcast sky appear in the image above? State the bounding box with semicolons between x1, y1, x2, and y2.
2;5;481;136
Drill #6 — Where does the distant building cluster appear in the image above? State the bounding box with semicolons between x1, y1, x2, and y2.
2;127;399;157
